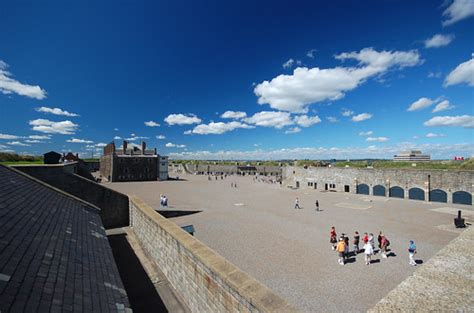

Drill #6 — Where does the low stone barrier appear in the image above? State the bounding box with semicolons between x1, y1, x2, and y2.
129;196;296;313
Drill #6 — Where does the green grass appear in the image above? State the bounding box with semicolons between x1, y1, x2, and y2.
1;160;44;165
333;159;473;170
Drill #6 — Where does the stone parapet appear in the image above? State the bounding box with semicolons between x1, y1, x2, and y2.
129;196;296;313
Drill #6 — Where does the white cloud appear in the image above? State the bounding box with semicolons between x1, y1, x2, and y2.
144;121;160;127
156;135;166;139
285;127;301;134
191;121;254;135
35;106;79;117
164;113;201;125
243;111;294;129
29;119;78;135
28;135;50;140
424;115;474;128
327;116;339;123
114;128;119;131
428;71;442;78
306;49;317;59
24;139;42;143
0;133;21;140
442;0;474;26
114;136;122;140
432;100;454;113
426;132;446;138
444;56;474;87
294;115;321;127
165;142;186;148
0;60;46;99
66;138;94;144
95;143;107;147
283;59;294;69
359;130;373;136
351;113;373;122
366;136;389;142
255;48;421;113
125;136;149;141
341;110;354;117
6;141;30;146
407;97;434;111
424;34;455;48
220;111;247;119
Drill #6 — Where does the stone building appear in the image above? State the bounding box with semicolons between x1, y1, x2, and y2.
100;141;168;182
393;150;431;161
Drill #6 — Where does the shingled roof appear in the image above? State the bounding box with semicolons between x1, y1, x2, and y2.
0;165;131;313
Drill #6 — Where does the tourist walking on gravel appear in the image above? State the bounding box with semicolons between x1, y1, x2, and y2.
378;231;383;250
336;237;346;265
363;240;374;265
408;240;417;266
343;234;349;258
369;233;375;253
363;232;369;245
380;234;389;258
353;231;360;254
330;227;337;250
294;197;301;209
315;200;319;211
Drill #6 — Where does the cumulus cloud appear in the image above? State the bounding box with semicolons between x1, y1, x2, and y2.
29;119;78;135
444;55;474;87
190;121;254;135
424;115;474;128
114;136;121;140
254;48;422;113
359;131;373;136
407;97;434;111
366;136;389;142
442;0;474;26
220;111;247;119
352;113;373;122
156;135;166;139
164;113;201;125
306;49;317;59
28;135;50;140
327;116;339;123
294;115;321;127
341;110;354;117
426;132;446;138
144;121;160;127
424;34;455;48
283;59;294;69
243;111;294;129
432;100;454;113
285;127;302;134
0;133;21;140
6;141;30;146
165;142;186;148
35;106;79;117
24;139;42;143
66;138;93;144
95;143;107;147
125;135;149;141
0;60;46;99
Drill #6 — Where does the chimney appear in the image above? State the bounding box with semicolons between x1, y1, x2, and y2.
154;148;157;155
142;141;146;155
123;140;127;154
75;153;79;159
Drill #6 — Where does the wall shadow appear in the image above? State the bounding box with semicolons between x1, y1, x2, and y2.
108;234;168;313
156;210;202;218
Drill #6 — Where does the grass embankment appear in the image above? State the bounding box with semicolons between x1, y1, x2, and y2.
0;152;43;165
333;159;474;170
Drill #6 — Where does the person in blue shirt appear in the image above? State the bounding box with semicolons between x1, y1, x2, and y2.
408;240;417;266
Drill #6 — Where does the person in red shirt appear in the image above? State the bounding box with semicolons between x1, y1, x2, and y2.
330;226;337;250
363;232;369;245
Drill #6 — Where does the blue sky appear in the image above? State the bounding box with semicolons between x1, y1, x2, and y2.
0;0;473;160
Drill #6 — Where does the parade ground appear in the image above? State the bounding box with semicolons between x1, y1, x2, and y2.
104;173;472;312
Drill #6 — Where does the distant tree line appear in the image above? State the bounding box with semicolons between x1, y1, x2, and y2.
0;152;43;163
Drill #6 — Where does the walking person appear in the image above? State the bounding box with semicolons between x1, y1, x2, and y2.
353;231;360;255
369;233;375;254
315;200;320;211
380;234;389;259
336;237;346;265
378;231;383;250
162;195;168;207
343;234;349;260
408;240;417;266
363;232;369;245
294;197;301;209
330;227;337;250
363;240;374;265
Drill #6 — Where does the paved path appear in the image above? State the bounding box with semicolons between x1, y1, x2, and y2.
104;174;472;312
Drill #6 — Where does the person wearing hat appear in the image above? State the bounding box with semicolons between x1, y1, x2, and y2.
408;240;417;266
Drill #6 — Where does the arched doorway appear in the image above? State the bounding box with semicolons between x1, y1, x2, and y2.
373;185;386;197
357;184;369;195
389;186;404;198
430;189;447;203
453;191;472;205
409;188;425;201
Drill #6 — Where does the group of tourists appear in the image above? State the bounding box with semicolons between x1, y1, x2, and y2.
293;197;320;211
159;194;168;207
330;227;417;266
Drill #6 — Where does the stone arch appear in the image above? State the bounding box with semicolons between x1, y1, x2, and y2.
430;189;447;203
409;187;425;201
453;191;472;205
357;184;369;195
373;185;386;197
389;186;404;199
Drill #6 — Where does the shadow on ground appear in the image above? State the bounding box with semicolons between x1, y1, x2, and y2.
108;234;168;313
156;210;202;218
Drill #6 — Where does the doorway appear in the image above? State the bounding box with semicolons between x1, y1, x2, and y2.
344;185;350;192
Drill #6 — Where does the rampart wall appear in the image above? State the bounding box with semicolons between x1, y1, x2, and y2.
13;163;129;228
129;196;295;313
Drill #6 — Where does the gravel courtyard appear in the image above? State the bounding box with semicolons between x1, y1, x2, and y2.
104;173;472;312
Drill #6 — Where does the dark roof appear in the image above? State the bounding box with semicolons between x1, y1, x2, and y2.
0;165;130;312
44;151;61;156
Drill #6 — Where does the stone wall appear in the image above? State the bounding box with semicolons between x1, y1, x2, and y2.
184;164;282;177
14;163;129;229
283;166;474;205
129;196;295;313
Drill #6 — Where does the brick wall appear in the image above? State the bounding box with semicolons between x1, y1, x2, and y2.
129;196;295;313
